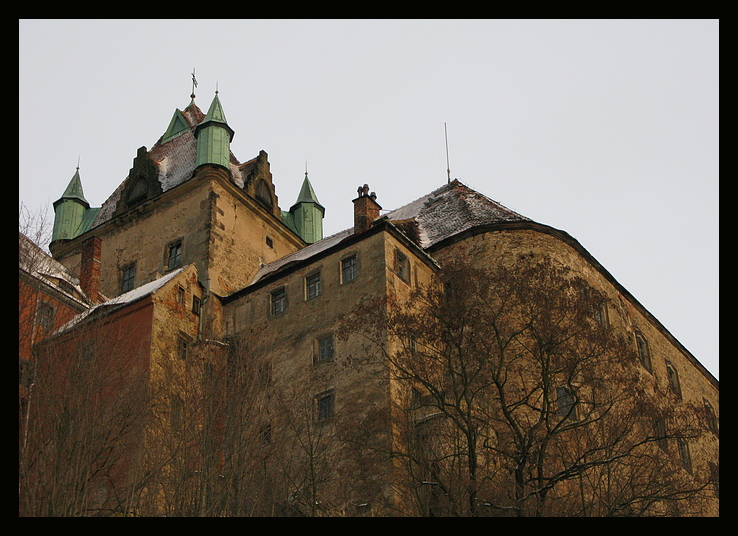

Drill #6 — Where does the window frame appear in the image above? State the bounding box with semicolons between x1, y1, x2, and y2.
316;390;335;422
665;360;682;398
315;335;334;364
270;286;288;316
635;330;652;372
394;249;411;283
35;301;55;331
556;385;578;420
341;254;358;284
167;239;183;271
305;271;322;300
177;335;189;360
121;262;136;293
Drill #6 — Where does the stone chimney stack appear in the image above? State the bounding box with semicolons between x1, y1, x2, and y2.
80;236;103;304
353;184;382;234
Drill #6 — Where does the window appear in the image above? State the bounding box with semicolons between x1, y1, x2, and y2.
677;438;692;473
653;418;668;451
177;286;186;306
341;255;358;283
703;399;718;435
635;331;652;372
709;462;719;498
192;295;201;316
395;249;410;283
593;302;609;328
177;336;189;360
306;272;321;300
265;235;274;248
36;302;55;331
316;336;334;363
665;361;681;398
167;240;183;271
121;263;136;293
556;386;578;420
171;395;183;431
316;391;335;422
271;287;287;315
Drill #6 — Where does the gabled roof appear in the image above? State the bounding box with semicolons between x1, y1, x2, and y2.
384;179;531;249
248;180;531;285
19;233;91;307
53;266;188;335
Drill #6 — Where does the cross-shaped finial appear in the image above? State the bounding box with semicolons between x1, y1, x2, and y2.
191;68;198;100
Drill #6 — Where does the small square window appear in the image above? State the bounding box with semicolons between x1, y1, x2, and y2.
168;240;183;271
316;336;334;363
121;263;136;293
266;236;274;248
316;391;335;422
271;287;287;315
306;272;321;300
341;255;358;283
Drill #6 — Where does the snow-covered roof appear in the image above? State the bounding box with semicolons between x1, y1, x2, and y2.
19;233;91;307
53;267;186;335
250;228;355;284
384;180;531;249
92;101;248;229
249;180;531;285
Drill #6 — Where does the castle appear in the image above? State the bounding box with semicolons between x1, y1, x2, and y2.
20;89;718;516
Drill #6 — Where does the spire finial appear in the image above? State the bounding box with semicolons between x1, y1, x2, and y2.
76;156;80;171
215;80;219;94
305;161;308;178
191;68;198;101
445;122;451;184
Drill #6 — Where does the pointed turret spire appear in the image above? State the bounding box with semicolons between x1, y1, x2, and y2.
289;168;325;244
195;90;235;171
52;166;91;244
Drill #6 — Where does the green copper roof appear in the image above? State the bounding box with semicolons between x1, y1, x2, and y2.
295;172;324;208
203;92;229;125
195;93;235;170
288;172;324;244
161;109;190;142
56;168;89;207
51;168;98;243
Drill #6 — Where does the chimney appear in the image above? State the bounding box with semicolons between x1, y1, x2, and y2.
80;236;103;304
353;184;382;234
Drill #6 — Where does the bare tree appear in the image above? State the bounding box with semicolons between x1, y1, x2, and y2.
341;256;711;516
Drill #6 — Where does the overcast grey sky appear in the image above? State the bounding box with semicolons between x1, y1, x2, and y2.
19;19;718;379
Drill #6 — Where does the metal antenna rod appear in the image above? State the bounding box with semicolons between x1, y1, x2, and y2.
445;122;451;184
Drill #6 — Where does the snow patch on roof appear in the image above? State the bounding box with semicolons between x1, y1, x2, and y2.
54;267;186;335
251;228;355;284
